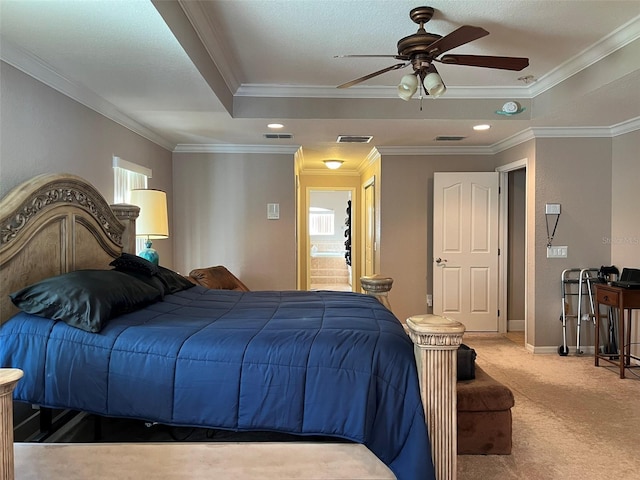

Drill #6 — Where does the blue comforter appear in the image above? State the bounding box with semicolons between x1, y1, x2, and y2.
1;287;434;479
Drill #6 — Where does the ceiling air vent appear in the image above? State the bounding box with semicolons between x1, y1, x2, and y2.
435;135;466;142
337;135;373;144
263;133;294;139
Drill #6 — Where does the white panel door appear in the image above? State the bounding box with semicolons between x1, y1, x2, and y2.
433;172;499;331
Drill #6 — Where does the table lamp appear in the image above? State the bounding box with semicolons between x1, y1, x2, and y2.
129;189;169;265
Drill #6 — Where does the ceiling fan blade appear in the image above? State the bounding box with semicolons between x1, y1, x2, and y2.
334;54;409;60
437;54;529;71
425;25;489;56
337;62;409;89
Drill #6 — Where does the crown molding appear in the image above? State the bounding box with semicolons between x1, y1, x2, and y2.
376;145;495;156
235;16;640;101
490;129;537;153
234;83;530;99
611;116;640;136
173;144;301;154
377;119;640;157
353;147;382;174
0;39;175;152
528;14;640;97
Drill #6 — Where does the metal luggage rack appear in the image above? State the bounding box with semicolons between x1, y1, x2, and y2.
558;268;601;356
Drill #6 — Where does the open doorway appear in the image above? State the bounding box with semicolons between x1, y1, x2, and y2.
498;159;527;344
307;189;353;291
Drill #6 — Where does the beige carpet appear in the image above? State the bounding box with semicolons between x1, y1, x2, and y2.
457;333;640;480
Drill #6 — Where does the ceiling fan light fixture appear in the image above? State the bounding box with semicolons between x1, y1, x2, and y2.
323;160;344;170
397;74;419;101
423;72;446;98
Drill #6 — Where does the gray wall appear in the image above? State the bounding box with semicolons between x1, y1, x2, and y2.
0;62;175;266
531;137;612;348
171;152;296;291
508;168;526;324
611;130;640;359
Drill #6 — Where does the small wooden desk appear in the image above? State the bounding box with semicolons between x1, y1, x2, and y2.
594;284;640;378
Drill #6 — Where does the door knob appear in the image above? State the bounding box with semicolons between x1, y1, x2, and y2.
435;257;448;264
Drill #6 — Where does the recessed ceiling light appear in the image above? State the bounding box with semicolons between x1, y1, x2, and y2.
473;124;491;131
267;123;284;129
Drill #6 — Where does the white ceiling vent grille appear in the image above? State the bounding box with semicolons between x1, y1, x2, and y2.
337;135;373;144
435;135;466;141
264;133;294;139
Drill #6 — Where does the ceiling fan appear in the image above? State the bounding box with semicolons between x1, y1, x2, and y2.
335;6;529;100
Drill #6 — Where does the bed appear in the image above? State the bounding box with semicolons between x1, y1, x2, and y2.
0;173;464;480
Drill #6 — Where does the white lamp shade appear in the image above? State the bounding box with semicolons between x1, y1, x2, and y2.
397;74;418;101
423;72;446;98
129;189;169;239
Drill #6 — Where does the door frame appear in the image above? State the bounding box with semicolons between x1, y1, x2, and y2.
362;175;376;277
496;158;528;336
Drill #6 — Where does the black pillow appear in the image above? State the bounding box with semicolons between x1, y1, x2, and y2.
109;253;159;277
116;269;166;300
157;266;196;294
10;269;163;333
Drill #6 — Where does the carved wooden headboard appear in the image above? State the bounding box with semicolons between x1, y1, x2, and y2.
0;173;139;325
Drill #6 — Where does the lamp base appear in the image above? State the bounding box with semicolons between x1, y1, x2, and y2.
138;240;159;265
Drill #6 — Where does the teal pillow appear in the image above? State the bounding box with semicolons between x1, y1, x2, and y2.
10;269;163;333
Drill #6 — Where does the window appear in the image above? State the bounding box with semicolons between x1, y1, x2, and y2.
309;207;335;236
113;156;152;253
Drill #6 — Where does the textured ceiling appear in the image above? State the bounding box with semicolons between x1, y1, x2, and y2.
1;0;639;172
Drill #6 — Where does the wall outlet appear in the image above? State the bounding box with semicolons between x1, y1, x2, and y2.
426;294;433;307
547;246;568;258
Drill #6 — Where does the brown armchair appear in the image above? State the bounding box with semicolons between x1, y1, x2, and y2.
187;266;250;291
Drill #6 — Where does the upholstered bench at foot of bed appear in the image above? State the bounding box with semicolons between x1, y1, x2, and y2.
457;365;515;455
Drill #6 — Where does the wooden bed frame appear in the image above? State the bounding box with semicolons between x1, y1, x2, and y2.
0;173;464;480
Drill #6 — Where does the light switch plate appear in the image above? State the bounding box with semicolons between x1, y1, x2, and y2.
267;203;279;220
547;246;568;258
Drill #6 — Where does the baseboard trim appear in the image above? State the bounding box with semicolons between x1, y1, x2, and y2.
530;345;596;355
507;319;524;331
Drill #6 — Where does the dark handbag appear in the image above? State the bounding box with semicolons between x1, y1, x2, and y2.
457;344;477;381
